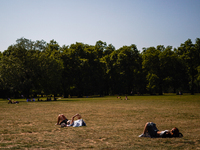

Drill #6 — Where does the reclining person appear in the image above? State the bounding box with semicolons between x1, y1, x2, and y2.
56;114;69;125
56;113;86;127
139;122;183;138
8;99;19;104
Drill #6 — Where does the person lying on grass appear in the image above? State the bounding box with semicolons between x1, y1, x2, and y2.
8;99;19;104
55;113;86;127
139;122;183;138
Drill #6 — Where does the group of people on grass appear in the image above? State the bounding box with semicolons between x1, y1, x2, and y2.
117;96;128;100
27;97;57;102
7;97;183;138
55;113;183;138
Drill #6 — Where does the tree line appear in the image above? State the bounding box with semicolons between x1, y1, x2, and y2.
0;38;200;98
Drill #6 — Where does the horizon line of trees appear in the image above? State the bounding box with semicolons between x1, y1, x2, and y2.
0;38;200;98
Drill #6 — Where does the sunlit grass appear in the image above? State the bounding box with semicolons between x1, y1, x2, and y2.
0;94;200;149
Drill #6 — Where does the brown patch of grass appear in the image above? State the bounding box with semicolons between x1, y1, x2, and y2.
0;94;200;149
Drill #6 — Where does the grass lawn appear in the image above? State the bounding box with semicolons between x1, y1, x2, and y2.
0;94;200;150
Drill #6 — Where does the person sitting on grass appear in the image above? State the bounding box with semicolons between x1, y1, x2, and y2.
56;113;86;127
139;122;183;138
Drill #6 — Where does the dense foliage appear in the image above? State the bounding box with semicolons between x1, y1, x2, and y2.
0;38;200;98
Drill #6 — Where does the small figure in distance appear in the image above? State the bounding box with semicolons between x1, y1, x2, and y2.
117;97;121;100
125;96;128;100
179;91;181;96
138;122;183;138
8;98;19;104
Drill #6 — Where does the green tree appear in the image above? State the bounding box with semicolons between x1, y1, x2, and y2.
142;46;162;94
60;42;90;97
42;40;63;97
116;44;143;94
100;44;116;95
0;51;2;59
101;44;143;95
1;38;43;98
103;44;115;56
194;38;200;92
177;39;199;94
160;46;188;93
101;49;120;94
0;38;63;98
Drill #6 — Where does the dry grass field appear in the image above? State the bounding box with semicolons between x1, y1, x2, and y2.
0;94;200;150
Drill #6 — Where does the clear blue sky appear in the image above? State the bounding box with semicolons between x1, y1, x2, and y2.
0;0;200;52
